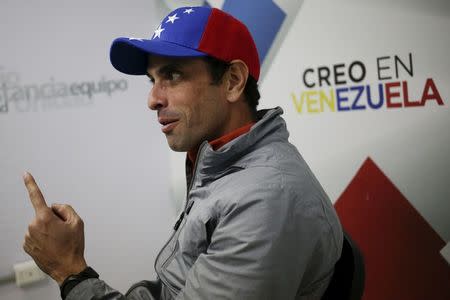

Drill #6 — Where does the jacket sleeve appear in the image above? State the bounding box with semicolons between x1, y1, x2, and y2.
65;278;169;300
175;181;336;300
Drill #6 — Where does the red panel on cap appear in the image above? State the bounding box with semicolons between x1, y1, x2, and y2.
198;8;260;81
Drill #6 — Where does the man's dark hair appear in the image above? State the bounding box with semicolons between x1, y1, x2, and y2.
202;56;260;116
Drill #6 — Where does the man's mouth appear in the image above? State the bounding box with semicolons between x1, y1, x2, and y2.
159;118;179;134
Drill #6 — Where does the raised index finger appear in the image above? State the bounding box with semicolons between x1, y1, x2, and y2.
23;172;48;214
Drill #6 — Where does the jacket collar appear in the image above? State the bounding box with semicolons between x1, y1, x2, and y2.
188;107;287;182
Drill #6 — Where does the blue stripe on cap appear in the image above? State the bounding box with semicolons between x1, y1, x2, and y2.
154;6;212;50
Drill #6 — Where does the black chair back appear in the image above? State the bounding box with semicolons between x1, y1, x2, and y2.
321;231;365;300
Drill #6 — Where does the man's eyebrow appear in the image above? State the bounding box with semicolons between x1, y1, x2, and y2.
148;63;184;77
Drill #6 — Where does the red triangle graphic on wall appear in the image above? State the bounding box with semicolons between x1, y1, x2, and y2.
334;157;450;300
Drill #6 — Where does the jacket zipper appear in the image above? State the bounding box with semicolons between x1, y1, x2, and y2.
183;140;208;212
154;142;208;293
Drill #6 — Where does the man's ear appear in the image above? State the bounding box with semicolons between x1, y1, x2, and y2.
225;60;249;103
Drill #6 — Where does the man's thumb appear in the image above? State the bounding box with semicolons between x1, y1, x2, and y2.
51;203;77;222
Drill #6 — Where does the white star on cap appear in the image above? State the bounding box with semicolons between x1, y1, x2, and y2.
152;24;164;39
166;13;179;24
184;8;194;14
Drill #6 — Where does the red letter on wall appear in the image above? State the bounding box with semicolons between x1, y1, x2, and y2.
386;82;402;108
421;78;444;106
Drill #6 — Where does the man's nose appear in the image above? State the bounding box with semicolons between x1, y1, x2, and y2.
148;83;168;111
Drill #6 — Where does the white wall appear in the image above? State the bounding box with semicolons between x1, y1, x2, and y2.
0;1;176;299
261;0;450;240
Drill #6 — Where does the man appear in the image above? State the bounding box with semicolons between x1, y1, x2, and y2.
23;6;343;300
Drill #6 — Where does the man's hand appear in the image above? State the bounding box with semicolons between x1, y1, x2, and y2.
22;172;87;285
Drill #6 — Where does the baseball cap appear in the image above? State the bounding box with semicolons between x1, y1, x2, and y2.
110;6;260;81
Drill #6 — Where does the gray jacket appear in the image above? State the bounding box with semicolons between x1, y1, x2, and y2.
67;107;343;300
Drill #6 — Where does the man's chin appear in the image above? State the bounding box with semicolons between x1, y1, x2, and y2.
168;145;186;152
166;138;188;152
166;137;201;153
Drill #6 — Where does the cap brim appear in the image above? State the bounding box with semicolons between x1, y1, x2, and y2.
110;37;207;75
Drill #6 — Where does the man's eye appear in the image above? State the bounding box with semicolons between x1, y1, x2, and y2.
169;72;181;81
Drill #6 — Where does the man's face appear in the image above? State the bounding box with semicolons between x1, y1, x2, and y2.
147;55;229;152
